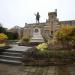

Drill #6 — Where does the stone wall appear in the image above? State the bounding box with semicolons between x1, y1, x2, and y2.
60;20;75;26
23;28;32;39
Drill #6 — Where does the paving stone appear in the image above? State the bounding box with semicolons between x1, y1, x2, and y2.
68;65;75;75
0;63;75;75
29;67;37;72
47;66;56;75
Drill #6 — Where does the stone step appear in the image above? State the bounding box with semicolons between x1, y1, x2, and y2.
1;52;23;57
4;50;24;54
0;58;22;64
0;55;22;59
0;49;24;64
0;55;22;61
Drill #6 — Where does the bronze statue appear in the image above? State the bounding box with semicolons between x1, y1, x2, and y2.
35;12;40;23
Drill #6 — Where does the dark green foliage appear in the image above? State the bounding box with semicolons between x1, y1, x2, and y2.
6;32;18;40
0;27;6;33
0;24;18;40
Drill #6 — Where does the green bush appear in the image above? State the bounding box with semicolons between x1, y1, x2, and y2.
55;26;75;49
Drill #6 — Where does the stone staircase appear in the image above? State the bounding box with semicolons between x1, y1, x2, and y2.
0;50;24;65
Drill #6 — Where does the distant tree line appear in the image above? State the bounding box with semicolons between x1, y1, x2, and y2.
6;32;18;40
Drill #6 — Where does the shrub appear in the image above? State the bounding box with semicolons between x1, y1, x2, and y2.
22;38;29;42
36;43;48;51
55;26;75;49
0;33;8;47
0;43;6;47
0;33;8;39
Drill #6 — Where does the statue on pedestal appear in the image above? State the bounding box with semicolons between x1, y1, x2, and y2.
30;12;44;43
35;12;40;23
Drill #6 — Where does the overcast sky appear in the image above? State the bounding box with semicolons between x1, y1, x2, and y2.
0;0;75;29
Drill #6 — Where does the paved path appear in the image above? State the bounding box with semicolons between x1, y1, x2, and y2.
0;64;57;75
6;45;32;51
0;64;75;75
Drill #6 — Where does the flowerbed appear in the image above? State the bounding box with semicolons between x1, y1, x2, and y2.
22;47;75;66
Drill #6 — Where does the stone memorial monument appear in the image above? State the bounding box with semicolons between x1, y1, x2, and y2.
30;12;44;43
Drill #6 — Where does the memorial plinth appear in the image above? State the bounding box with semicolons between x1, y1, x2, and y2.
30;27;44;43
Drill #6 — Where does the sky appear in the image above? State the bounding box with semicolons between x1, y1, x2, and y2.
0;0;75;29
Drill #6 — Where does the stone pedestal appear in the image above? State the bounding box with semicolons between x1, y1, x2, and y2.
30;27;44;43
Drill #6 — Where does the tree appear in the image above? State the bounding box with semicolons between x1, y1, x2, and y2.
55;25;75;49
0;27;6;33
0;24;19;40
6;32;18;40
